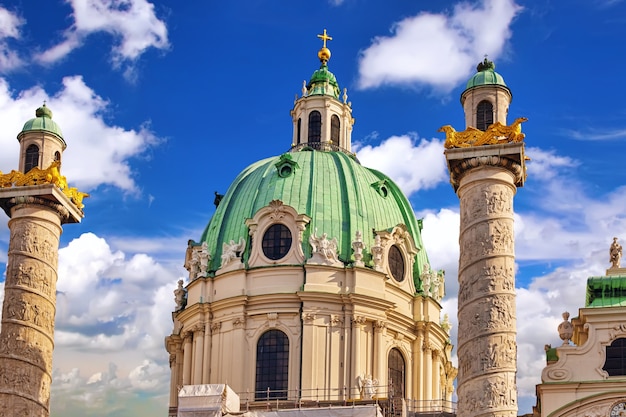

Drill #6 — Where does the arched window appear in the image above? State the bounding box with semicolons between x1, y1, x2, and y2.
24;144;39;173
262;224;292;260
256;330;289;400
331;115;340;147
476;100;493;131
54;151;61;163
388;348;405;400
603;337;626;376
308;111;321;144
297;118;302;144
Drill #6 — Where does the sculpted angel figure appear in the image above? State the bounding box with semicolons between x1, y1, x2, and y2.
221;237;246;267
309;228;339;263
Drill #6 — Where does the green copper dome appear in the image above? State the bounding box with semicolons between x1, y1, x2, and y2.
307;64;340;98
199;150;430;289
464;58;509;92
19;104;65;144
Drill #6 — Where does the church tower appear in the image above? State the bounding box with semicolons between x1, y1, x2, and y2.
460;57;512;130
290;29;355;152
442;60;527;417
0;105;86;417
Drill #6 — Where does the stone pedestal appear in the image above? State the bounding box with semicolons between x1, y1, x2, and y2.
445;143;526;417
0;186;82;417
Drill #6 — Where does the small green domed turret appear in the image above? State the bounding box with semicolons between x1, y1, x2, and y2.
19;103;65;144
464;57;509;92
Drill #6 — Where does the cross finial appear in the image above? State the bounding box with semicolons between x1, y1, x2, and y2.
317;29;332;48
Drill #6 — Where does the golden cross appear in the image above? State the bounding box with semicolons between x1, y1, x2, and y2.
317;29;332;48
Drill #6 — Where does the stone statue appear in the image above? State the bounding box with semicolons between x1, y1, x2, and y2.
421;263;433;296
174;280;187;312
357;375;378;399
198;241;210;276
610;237;622;268
221;237;246;267
309;228;339;263
558;311;573;345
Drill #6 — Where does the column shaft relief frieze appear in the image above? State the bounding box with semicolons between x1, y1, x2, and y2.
0;214;63;416
449;150;524;417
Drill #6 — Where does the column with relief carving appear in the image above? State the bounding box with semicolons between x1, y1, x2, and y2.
445;142;526;417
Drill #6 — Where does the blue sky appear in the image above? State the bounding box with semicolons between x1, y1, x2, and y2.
1;0;626;415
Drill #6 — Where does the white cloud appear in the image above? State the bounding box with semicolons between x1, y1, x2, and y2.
0;6;24;71
0;76;160;192
357;0;522;91
36;0;169;69
356;135;448;196
55;232;181;358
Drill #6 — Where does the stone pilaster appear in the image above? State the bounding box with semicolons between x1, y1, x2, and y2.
0;191;81;417
445;143;525;417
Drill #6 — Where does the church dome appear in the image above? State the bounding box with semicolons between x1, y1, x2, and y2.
19;104;65;143
464;57;509;92
199;149;430;287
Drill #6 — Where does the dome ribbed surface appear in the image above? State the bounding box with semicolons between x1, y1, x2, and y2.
464;58;509;92
20;105;65;142
200;150;429;287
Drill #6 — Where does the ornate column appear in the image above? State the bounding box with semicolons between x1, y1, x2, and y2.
422;341;433;401
182;332;193;385
373;320;385;389
351;315;365;398
446;142;526;417
413;326;424;401
192;324;204;384
201;321;211;383
0;190;83;417
432;349;441;400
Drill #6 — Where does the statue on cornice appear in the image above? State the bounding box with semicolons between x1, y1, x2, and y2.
221;237;246;267
610;237;622;268
309;228;339;263
174;280;187;312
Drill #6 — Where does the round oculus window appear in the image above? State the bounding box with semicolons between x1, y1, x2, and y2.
262;224;292;260
388;245;405;282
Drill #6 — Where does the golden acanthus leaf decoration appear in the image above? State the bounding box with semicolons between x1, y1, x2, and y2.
440;117;528;149
0;161;89;209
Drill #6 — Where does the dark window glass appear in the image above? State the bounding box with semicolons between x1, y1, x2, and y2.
54;151;61;162
255;330;289;400
476;100;493;131
331;115;340;146
262;224;292;260
388;348;405;399
24;144;39;173
297;118;302;144
388;245;405;282
604;338;626;376
308;111;321;143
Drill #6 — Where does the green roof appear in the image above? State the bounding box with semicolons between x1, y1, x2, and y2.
585;275;626;307
19;104;65;144
464;58;510;92
307;64;340;98
199;149;430;290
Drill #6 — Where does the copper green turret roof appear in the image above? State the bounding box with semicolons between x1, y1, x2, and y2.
199;150;430;292
464;57;510;93
18;104;66;145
